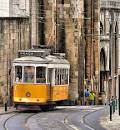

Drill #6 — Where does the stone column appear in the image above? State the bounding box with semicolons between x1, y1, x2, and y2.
30;0;39;46
84;0;100;94
64;0;84;101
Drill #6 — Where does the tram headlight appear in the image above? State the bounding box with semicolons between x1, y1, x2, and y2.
26;92;31;97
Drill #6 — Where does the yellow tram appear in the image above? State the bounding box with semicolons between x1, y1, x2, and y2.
12;48;70;110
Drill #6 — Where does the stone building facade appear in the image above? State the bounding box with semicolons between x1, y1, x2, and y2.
0;0;101;103
100;0;120;99
84;0;100;95
31;0;84;101
31;0;100;102
0;17;30;103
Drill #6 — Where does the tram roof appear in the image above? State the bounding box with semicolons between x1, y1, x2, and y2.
13;55;69;64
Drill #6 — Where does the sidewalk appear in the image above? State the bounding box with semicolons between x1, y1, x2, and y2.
0;106;14;114
100;110;120;130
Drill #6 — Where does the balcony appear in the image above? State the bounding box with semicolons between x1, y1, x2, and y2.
101;0;120;10
100;34;110;41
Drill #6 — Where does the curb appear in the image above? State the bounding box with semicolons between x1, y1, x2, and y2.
0;107;15;115
0;110;14;115
100;110;120;130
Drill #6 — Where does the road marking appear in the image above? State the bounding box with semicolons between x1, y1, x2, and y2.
82;122;95;130
64;118;81;130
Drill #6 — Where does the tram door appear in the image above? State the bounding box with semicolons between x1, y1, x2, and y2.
48;68;53;99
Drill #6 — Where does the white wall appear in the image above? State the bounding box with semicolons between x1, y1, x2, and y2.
0;0;9;17
0;0;29;17
118;14;120;69
10;0;29;17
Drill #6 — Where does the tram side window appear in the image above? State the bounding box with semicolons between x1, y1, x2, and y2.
65;69;68;84
24;66;35;83
47;68;52;83
36;67;46;83
15;66;22;82
55;69;68;85
55;69;59;85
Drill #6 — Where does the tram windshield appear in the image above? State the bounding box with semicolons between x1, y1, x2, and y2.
36;67;46;83
24;66;35;83
15;66;22;82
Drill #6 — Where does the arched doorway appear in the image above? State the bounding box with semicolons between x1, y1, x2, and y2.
100;48;106;92
115;22;118;74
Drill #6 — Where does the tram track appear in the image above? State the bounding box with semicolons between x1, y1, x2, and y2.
64;116;80;130
4;112;19;130
82;107;107;130
63;107;104;130
82;110;98;130
3;111;39;130
63;112;93;130
2;106;106;130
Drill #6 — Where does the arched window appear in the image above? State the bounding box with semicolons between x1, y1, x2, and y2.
115;22;118;73
100;48;106;71
100;21;103;34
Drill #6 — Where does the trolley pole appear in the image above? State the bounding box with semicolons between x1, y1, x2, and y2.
118;75;120;116
110;103;112;121
5;102;7;112
119;98;120;116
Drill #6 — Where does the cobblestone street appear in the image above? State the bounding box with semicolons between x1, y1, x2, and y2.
0;106;105;130
27;106;106;130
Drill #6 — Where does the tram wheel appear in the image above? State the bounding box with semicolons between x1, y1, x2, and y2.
14;104;18;110
40;105;49;112
40;104;55;112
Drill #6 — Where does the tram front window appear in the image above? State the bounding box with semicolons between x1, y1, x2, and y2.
24;66;35;83
36;67;46;83
15;66;22;83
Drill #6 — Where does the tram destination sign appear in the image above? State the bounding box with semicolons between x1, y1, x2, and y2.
18;49;51;58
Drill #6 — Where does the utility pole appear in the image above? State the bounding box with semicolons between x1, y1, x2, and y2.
29;0;32;48
55;0;57;52
118;75;120;116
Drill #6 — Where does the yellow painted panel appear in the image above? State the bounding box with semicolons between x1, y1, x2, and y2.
13;84;50;103
51;85;68;101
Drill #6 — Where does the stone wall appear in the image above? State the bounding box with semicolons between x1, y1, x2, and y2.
34;0;84;101
0;17;30;103
31;0;100;101
100;0;120;98
84;0;100;93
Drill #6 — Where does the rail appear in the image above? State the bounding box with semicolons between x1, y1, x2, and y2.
109;97;118;121
101;0;120;10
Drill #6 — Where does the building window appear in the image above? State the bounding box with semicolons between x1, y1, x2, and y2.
100;48;106;71
62;0;64;4
100;21;103;34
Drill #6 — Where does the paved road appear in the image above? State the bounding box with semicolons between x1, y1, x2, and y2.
84;106;109;130
5;112;35;130
0;106;108;130
0;110;39;130
27;106;108;130
0;113;16;130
